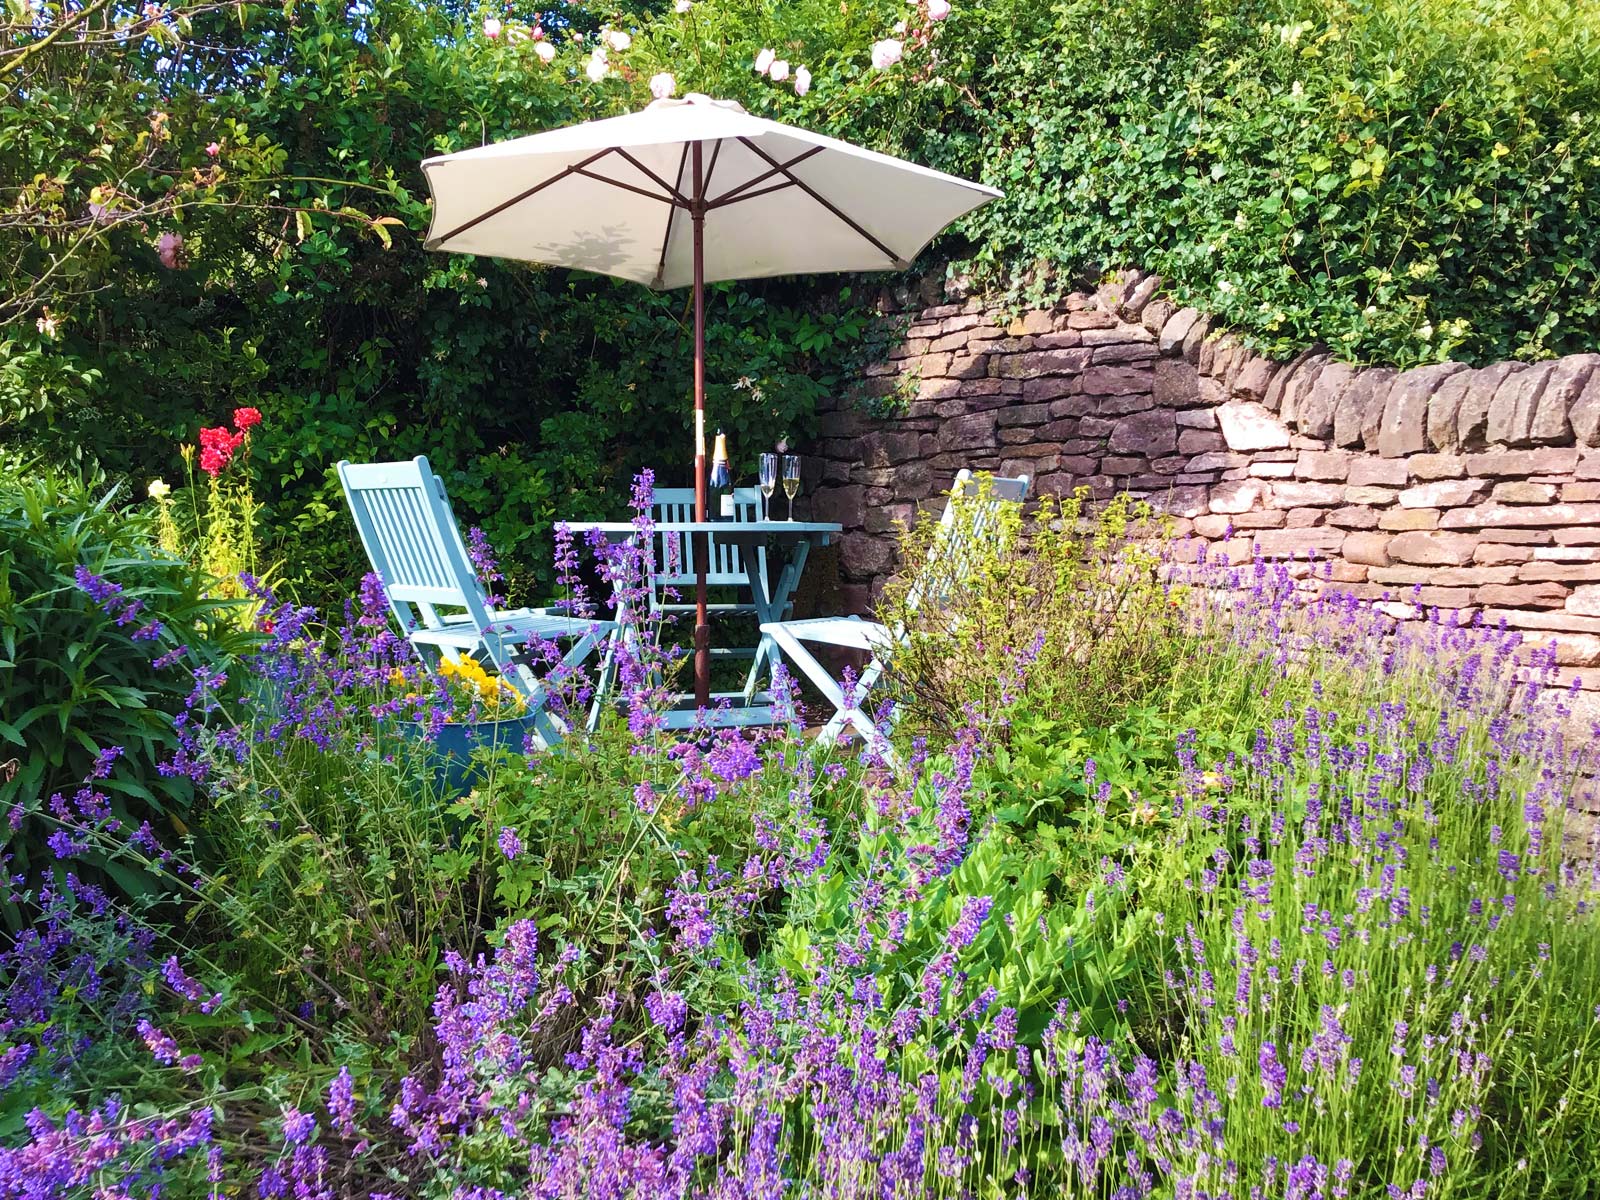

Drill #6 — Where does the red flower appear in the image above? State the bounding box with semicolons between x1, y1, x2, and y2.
197;425;245;478
232;406;262;432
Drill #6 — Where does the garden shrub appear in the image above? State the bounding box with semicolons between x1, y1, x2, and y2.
0;461;253;924
874;485;1182;742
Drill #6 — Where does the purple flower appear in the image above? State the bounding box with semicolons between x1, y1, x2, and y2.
327;1066;359;1138
281;1106;316;1146
645;990;689;1033
1259;1041;1287;1109
137;1019;180;1065
946;895;994;950
498;826;524;861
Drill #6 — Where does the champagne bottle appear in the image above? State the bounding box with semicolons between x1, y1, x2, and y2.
709;431;733;521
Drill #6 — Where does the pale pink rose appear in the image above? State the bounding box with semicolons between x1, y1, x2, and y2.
793;65;811;96
156;231;183;269
892;19;906;34
482;16;500;38
649;72;676;99
675;0;691;10
602;27;630;51
585;52;608;82
534;40;556;62
753;47;775;74
927;0;951;18
205;141;220;157
768;59;789;82
870;38;903;69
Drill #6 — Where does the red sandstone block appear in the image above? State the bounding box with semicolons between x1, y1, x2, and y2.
1251;528;1346;557
1378;509;1440;531
1475;582;1571;608
1517;562;1600;583
1271;481;1345;507
1478;528;1553;544
1398;479;1484;508
1405;453;1467;480
1464;448;1580;477
1480;608;1600;634
1412;586;1476;608
1327;506;1381;529
1440;502;1600;529
1294;451;1352;481
1388;531;1478;565
1491;481;1560;504
1347;458;1410;487
1475;543;1534;565
1345;484;1401;505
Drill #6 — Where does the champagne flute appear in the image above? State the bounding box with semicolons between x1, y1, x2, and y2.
758;453;779;523
782;455;801;522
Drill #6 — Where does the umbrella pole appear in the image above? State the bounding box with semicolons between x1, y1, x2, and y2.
691;142;711;709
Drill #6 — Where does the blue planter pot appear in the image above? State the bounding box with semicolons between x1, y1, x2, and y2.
401;714;539;795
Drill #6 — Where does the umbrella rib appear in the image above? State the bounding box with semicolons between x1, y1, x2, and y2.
707;179;798;209
612;148;693;208
705;145;825;208
652;143;692;288
702;138;725;199
735;137;906;267
571;167;679;206
427;147;620;247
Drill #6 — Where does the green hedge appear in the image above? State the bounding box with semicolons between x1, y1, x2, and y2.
946;0;1600;366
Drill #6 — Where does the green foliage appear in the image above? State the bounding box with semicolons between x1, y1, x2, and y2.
0;460;252;921
0;0;872;608
9;0;1595;612
940;0;1600;365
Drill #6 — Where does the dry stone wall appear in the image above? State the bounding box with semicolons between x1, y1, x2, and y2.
809;270;1600;707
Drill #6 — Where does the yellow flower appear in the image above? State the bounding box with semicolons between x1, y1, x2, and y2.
148;479;171;501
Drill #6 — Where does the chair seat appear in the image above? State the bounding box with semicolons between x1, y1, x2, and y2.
413;610;612;651
760;616;895;653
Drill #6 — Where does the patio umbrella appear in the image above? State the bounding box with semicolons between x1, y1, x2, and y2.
420;93;1000;707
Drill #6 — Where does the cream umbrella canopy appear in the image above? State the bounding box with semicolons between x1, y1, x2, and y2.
420;93;1000;707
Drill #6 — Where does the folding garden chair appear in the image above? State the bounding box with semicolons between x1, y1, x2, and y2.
336;456;615;751
648;485;795;698
760;469;1029;765
647;486;766;626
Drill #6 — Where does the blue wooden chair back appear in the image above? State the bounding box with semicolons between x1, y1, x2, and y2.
336;456;491;637
649;486;764;609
